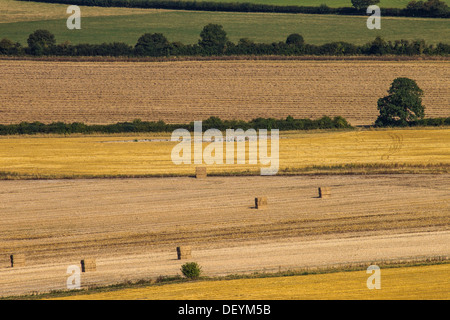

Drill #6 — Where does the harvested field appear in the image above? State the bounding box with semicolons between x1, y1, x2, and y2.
0;60;448;126
0;174;449;297
0;129;448;178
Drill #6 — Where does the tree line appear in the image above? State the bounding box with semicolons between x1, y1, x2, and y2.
1;26;449;57
17;0;450;18
1;113;448;135
0;116;354;135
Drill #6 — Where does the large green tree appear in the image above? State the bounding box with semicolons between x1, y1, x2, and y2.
134;33;170;57
27;29;56;55
375;77;426;126
286;33;304;47
198;24;228;55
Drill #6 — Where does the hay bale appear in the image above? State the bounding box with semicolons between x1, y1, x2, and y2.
10;254;26;268
195;166;207;179
177;246;192;260
255;197;268;209
318;187;331;198
81;259;96;272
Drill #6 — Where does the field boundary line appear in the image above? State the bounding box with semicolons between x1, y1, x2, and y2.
1;55;449;63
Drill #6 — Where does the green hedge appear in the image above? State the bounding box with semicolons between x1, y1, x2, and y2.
0;116;353;135
374;117;450;127
2;32;449;57
1;116;448;135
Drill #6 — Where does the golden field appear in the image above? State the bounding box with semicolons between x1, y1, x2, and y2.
0;128;448;178
53;264;450;300
0;60;448;126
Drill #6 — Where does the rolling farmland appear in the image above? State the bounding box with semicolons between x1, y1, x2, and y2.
0;57;449;299
1;0;450;300
0;60;449;126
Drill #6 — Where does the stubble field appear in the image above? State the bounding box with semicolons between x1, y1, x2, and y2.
0;60;449;126
0;174;449;297
0;129;449;178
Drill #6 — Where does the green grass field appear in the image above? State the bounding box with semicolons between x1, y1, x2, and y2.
1;0;449;46
2;10;450;46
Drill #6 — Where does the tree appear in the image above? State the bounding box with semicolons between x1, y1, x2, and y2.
0;38;22;55
406;0;426;12
407;0;449;17
134;33;170;56
423;0;449;16
367;36;389;55
351;0;380;10
235;38;256;54
198;24;228;55
318;3;331;13
27;29;56;55
181;262;202;280
375;77;425;126
286;33;304;47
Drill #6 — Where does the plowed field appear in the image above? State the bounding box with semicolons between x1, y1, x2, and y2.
1;60;448;126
